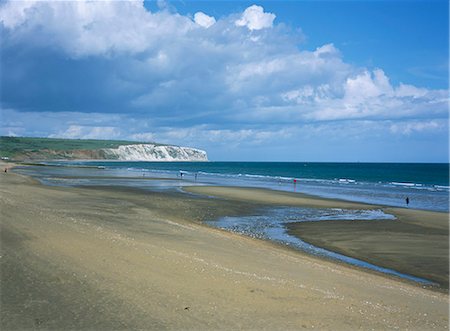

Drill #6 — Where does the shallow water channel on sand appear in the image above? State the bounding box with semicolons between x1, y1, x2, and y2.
206;206;436;285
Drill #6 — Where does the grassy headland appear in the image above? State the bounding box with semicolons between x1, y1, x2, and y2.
0;136;154;160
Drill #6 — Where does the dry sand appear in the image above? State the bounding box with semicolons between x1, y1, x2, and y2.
1;168;449;330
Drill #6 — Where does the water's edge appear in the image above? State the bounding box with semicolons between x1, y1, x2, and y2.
12;163;443;287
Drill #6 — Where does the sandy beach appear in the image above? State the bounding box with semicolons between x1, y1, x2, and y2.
286;211;448;289
186;186;449;289
1;166;449;330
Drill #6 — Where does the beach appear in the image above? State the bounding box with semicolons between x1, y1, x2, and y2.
286;210;448;288
186;186;449;289
1;165;449;330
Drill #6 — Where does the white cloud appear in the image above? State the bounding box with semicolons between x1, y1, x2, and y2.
300;68;447;121
49;125;122;140
345;69;393;101
130;132;156;142
235;5;275;31
282;86;315;103
314;43;340;58
194;12;215;28
0;0;194;57
395;83;428;98
389;120;445;135
146;126;295;150
0;0;33;28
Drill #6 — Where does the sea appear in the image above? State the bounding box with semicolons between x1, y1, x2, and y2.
15;161;449;285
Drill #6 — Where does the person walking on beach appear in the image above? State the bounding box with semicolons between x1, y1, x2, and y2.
4;168;7;173
405;197;409;206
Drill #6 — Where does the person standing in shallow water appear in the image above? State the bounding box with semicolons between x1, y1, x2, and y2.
405;197;410;206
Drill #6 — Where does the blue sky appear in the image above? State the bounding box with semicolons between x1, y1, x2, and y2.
0;0;448;162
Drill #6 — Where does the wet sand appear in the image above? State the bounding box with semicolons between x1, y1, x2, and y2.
186;186;449;289
185;185;377;209
1;168;449;329
287;218;448;289
54;175;181;180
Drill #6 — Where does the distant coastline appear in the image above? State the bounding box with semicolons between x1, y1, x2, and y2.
0;136;208;162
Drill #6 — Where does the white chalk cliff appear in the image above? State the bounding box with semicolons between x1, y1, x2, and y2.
102;144;208;161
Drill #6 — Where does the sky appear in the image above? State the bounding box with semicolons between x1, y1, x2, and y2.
0;0;448;162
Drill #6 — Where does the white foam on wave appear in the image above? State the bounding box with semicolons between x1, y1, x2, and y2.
391;181;417;187
435;185;450;191
338;178;356;183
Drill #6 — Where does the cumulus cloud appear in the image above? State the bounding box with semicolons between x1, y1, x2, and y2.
0;0;195;57
235;5;275;31
194;11;215;28
278;67;447;122
0;0;448;161
345;69;393;100
0;1;446;124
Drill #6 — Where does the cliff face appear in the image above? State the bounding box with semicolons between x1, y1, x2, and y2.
7;144;208;161
102;144;208;161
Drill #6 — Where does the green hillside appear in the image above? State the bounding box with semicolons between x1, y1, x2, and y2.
0;136;149;159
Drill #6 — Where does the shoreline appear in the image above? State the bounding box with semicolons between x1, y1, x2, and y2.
185;184;448;213
10;163;450;288
1;163;449;329
184;186;449;290
13;160;449;213
9;163;450;289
